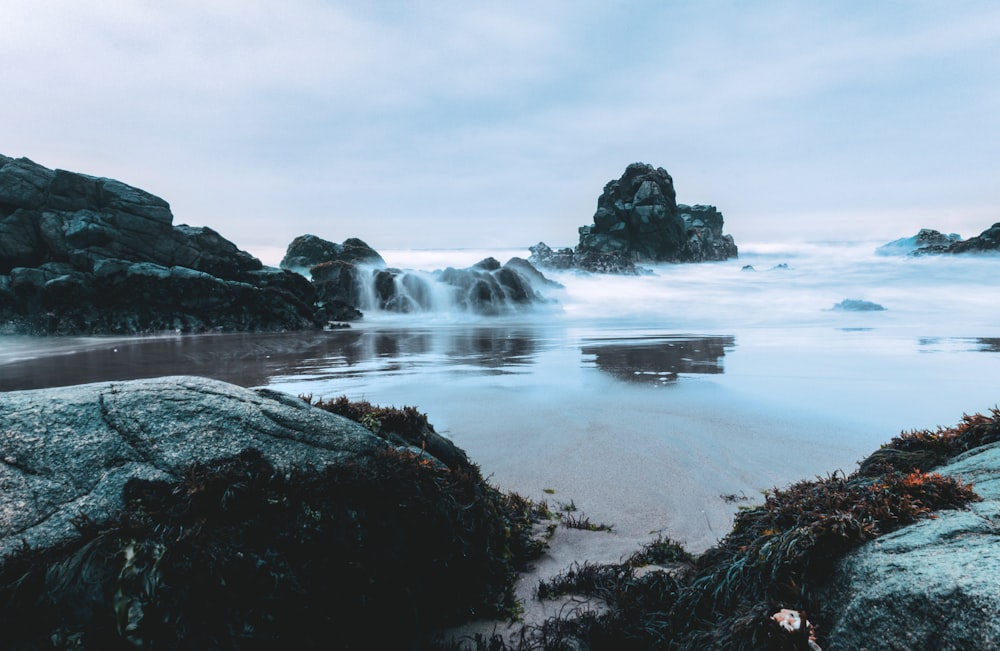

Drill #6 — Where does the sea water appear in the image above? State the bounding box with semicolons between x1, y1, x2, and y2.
1;241;998;550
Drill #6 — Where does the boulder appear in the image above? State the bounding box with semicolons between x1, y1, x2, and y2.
0;376;386;560
532;163;737;273
279;234;385;275
817;442;1000;650
0;155;320;334
0;376;538;649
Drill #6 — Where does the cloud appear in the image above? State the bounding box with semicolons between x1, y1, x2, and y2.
2;1;998;260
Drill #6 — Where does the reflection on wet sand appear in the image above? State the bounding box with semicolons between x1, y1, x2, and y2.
0;327;543;392
918;336;1000;354
581;334;736;385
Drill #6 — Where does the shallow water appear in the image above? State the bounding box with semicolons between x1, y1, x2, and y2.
2;241;998;550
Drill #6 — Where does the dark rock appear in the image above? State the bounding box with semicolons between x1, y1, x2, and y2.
356;258;557;316
0;155;321;334
818;442;1000;650
832;298;886;312
741;265;755;271
528;242;577;270
876;228;962;256
531;163;737;273
948;222;1000;254
279;234;385;274
0;377;537;649
310;260;365;318
879;224;1000;256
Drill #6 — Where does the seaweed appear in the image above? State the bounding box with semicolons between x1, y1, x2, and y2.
0;444;549;650
444;410;992;651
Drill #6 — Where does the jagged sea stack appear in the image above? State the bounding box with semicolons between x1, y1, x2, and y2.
578;162;737;263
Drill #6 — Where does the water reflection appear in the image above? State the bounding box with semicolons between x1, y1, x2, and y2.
918;336;1000;354
581;334;736;385
0;327;543;392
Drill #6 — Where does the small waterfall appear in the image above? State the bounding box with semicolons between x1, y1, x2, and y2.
348;257;559;317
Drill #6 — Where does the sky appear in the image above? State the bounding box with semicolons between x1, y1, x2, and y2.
3;1;999;265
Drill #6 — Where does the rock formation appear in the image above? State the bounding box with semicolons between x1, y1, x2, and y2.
818;440;1000;649
280;230;561;318
831;298;886;311
0;377;539;649
0;155;319;334
875;228;962;255
531;163;738;273
947;222;1000;254
877;223;1000;256
279;234;385;275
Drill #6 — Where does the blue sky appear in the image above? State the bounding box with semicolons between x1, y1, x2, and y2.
3;1;998;264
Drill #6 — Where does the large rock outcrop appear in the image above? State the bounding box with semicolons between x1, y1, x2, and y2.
0;376;538;649
0;155;320;334
817;441;1000;650
531;163;738;273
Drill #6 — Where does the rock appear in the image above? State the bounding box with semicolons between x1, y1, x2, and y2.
531;163;737;273
878;224;1000;256
947;222;1000;254
817;442;1000;650
0;377;537;649
279;234;385;275
0;155;321;334
831;298;886;311
353;257;557;316
876;228;962;256
0;376;385;560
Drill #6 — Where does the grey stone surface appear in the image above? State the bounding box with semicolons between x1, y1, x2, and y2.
0;376;386;561
818;442;1000;650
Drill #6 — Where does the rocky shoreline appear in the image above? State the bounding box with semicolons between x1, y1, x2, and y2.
0;377;997;650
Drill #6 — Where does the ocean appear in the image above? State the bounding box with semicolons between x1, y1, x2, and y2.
2;240;998;551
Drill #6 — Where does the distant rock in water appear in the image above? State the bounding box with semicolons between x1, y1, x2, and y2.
877;223;1000;256
832;299;886;312
876;228;962;256
531;162;737;273
947;222;1000;254
0;154;320;335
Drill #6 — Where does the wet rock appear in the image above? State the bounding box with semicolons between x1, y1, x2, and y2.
878;224;1000;256
831;299;886;312
948;222;1000;254
279;234;385;275
0;377;534;649
0;155;320;334
817;442;1000;650
876;228;962;256
531;163;737;273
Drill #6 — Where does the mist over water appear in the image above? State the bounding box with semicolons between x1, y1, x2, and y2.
2;240;998;550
